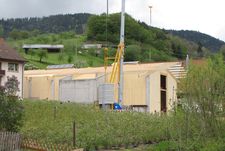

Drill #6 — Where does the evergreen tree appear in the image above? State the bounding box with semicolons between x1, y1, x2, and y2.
197;42;204;58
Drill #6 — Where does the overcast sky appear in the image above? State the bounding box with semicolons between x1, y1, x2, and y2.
0;0;224;41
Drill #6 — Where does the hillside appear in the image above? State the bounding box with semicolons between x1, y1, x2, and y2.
1;13;223;54
0;13;91;36
7;33;104;69
87;13;203;60
167;30;225;52
3;13;225;69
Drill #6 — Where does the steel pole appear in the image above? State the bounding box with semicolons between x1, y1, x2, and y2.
149;6;152;26
118;0;125;104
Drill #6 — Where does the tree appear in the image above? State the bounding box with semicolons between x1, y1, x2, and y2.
37;50;48;63
58;53;65;63
0;25;3;37
0;76;23;132
9;29;29;40
197;42;204;58
67;54;74;63
124;45;141;61
28;49;36;60
220;45;225;60
179;54;225;137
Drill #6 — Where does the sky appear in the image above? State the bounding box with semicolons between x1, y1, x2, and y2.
0;0;224;41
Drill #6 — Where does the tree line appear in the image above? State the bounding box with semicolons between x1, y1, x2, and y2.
0;13;91;37
87;13;205;61
168;30;225;53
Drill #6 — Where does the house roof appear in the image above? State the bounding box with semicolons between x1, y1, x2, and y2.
0;38;26;62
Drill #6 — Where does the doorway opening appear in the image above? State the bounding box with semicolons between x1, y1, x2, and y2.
160;75;167;112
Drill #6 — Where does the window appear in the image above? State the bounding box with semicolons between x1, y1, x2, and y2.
8;63;19;72
161;75;167;90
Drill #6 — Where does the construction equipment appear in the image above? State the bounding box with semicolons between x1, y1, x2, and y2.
101;0;125;109
104;43;124;84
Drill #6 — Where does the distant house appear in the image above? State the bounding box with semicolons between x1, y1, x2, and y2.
22;44;64;54
82;44;102;49
0;38;26;97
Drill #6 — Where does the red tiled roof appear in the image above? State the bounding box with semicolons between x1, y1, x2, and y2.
0;38;26;62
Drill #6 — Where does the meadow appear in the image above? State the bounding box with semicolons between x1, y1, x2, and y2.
21;99;225;151
7;32;105;69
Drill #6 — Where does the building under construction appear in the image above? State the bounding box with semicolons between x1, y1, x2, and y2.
23;61;186;113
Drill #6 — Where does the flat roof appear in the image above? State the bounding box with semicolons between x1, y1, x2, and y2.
47;64;74;69
23;44;64;49
25;62;182;76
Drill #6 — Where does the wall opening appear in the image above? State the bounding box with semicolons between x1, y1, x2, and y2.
160;75;167;112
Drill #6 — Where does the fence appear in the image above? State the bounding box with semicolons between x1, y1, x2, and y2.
0;131;82;151
22;138;76;151
0;131;21;151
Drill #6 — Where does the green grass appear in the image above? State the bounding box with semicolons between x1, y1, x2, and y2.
20;100;225;150
23;52;104;69
7;33;105;69
20;100;169;150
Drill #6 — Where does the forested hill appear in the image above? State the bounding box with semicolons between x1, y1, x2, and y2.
1;13;224;54
167;30;225;52
0;13;91;36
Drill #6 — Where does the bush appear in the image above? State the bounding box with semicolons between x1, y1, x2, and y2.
5;76;20;96
124;45;141;61
0;76;24;132
171;54;225;150
0;87;23;132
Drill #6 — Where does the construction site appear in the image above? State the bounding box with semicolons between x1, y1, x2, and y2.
23;61;186;113
23;0;187;113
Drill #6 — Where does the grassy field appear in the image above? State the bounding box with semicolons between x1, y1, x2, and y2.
21;100;169;150
7;33;105;69
20;100;225;151
23;52;104;69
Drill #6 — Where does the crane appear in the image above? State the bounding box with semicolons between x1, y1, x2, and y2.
104;0;125;107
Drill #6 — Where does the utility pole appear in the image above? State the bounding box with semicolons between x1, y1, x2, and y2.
75;25;78;59
106;0;109;47
103;0;109;110
149;5;152;62
149;6;153;26
118;0;125;104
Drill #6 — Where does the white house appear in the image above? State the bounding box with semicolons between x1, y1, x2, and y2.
0;38;26;97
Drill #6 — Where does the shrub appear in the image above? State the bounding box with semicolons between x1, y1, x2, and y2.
0;76;24;132
4;76;20;96
0;87;23;132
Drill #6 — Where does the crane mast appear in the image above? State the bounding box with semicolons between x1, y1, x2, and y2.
103;0;125;108
118;0;125;104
